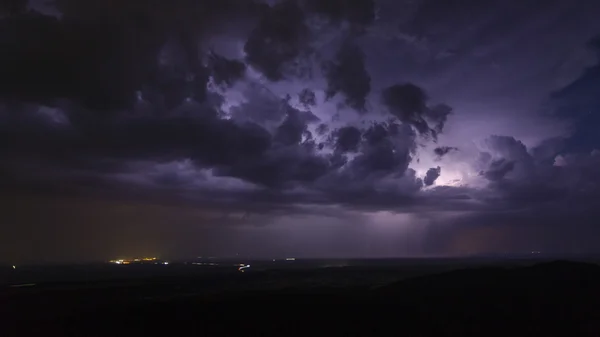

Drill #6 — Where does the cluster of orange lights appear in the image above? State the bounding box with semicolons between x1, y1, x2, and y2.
109;257;166;265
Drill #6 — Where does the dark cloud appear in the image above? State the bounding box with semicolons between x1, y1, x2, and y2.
274;105;318;146
424;166;441;186
434;146;458;158
229;85;290;125
531;137;565;164
241;0;380;82
323;40;371;112
549;34;600;153
474;152;493;171
302;0;376;28
298;88;317;108
244;1;309;81
220;144;330;188
363;123;389;145
0;1;267;113
588;34;600;51
207;51;247;88
55;0;260;33
483;158;515;181
334;126;362;153
382;83;428;131
345;122;416;179
432;148;600;254
315;123;329;136
484;135;535;180
381;83;453;138
427;104;453;135
477;134;549;187
485;136;531;162
474;137;600;211
1;108;271;167
2;0;600;259
0;13;147;110
0;0;26;15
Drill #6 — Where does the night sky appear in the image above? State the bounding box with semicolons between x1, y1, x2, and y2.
2;0;600;263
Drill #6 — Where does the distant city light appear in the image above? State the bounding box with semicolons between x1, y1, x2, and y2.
12;265;16;269
285;257;296;261
108;257;161;265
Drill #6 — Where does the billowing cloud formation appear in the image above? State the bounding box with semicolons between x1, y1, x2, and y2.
0;0;441;211
2;0;600;261
381;84;452;138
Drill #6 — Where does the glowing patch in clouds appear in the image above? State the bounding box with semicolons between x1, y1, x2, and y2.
432;168;463;187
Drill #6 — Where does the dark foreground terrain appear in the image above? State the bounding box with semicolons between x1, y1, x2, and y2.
3;259;600;336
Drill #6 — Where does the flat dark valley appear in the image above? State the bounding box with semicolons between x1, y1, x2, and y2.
3;259;600;336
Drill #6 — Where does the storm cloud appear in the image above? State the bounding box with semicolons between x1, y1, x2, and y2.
2;0;600;262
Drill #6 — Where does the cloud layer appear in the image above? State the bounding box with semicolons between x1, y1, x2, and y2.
2;0;600;261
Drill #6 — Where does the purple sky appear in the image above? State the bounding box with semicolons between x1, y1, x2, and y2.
2;0;600;263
